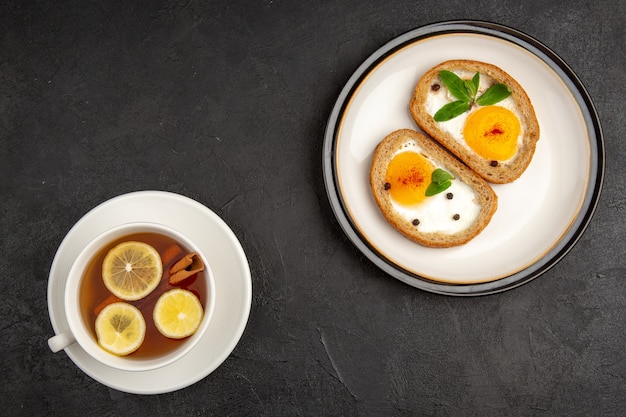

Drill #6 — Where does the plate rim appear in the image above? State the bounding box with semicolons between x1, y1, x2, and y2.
322;20;605;296
47;190;252;393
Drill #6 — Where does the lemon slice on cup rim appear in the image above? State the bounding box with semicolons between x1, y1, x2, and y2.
102;241;163;301
153;289;204;339
95;302;146;356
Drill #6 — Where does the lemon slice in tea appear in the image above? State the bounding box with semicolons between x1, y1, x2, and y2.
102;241;162;301
153;289;204;339
95;302;146;356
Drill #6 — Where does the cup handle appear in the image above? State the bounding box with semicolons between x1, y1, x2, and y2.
48;331;76;353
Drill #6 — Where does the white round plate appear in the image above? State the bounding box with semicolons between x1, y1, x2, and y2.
323;21;604;295
47;191;252;393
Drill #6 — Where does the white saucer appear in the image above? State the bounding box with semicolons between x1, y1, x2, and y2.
47;191;252;394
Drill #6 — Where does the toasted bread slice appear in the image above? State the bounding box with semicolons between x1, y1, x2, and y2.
370;129;498;248
410;60;540;183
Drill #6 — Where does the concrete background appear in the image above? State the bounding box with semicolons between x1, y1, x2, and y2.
1;0;624;415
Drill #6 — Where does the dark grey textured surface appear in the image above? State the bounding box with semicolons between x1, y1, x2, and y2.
1;0;624;415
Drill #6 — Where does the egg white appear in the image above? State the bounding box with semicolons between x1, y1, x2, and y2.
424;70;525;163
389;140;481;235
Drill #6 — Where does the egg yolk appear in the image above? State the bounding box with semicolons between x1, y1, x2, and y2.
385;151;435;206
463;106;521;161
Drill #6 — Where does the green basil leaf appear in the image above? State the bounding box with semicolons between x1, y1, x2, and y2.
433;100;470;122
463;79;476;100
476;83;512;106
439;70;471;102
431;168;454;184
425;180;452;196
464;73;479;99
472;72;480;94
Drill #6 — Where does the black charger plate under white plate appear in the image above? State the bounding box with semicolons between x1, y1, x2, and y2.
322;21;604;296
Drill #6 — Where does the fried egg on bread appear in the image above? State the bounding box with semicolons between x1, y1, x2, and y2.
370;129;498;248
410;60;540;183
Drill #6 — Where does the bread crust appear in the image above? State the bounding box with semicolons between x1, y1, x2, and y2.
410;60;540;183
370;129;498;248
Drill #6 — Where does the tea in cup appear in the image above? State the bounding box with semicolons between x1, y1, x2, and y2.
48;222;215;372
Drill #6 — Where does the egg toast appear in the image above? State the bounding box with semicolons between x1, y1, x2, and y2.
410;60;540;183
370;129;498;248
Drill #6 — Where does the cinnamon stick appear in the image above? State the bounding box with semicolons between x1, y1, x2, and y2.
169;252;205;285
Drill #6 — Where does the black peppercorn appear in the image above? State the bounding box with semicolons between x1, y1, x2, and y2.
431;83;440;91
453;214;460;221
490;160;498;167
384;182;391;190
412;219;420;226
446;192;453;199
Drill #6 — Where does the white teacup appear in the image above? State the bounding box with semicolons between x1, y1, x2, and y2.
48;222;215;372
